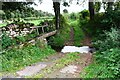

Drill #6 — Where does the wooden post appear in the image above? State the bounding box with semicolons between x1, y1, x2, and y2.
42;26;44;33
36;28;39;35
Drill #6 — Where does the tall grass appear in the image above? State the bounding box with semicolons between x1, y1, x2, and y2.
69;19;85;46
1;44;55;72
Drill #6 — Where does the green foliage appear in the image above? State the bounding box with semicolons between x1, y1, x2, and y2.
10;12;15;18
2;8;53;20
78;6;120;78
26;32;37;40
82;48;120;78
63;9;68;13
2;33;13;49
93;28;120;51
59;14;69;29
94;2;101;13
54;52;80;69
75;6;120;37
48;13;85;47
80;61;114;78
101;10;120;29
1;30;37;49
48;15;70;47
79;10;90;19
81;28;120;78
1;44;55;72
93;28;120;78
70;20;85;46
2;2;53;20
81;48;120;78
97;48;120;77
0;23;7;27
78;10;90;35
69;12;77;20
1;18;54;49
16;36;26;43
84;10;120;36
0;10;5;18
27;19;42;26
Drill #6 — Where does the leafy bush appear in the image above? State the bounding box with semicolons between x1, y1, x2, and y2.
48;14;85;47
2;33;13;49
81;12;104;36
69;12;78;20
94;28;120;78
78;10;90;36
78;9;120;37
48;15;70;47
79;10;89;19
2;32;37;49
97;48;120;78
93;28;120;51
82;28;120;78
80;61;114;78
0;10;5;19
81;48;120;78
16;36;26;43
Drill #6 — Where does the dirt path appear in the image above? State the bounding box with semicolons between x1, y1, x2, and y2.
81;28;92;47
81;35;92;47
64;27;74;46
2;53;64;78
65;27;92;47
22;27;92;78
2;52;92;78
45;53;92;78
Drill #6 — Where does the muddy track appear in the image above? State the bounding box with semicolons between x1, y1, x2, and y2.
45;53;92;78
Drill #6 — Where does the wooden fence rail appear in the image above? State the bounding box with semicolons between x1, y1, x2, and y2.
30;24;56;35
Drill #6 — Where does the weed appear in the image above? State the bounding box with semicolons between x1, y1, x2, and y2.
1;44;55;72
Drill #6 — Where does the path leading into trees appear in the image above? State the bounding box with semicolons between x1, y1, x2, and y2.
41;26;93;78
42;27;93;78
64;27;74;46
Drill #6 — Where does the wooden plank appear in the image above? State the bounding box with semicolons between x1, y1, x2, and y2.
38;30;57;38
30;25;48;29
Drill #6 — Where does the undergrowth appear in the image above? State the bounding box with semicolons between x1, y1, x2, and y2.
80;28;120;78
48;14;85;47
48;15;70;47
1;44;55;72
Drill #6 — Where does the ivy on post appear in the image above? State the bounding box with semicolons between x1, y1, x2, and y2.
89;0;95;20
53;0;60;30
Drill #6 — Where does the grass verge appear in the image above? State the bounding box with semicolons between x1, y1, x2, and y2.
0;23;7;27
1;44;55;73
69;20;85;46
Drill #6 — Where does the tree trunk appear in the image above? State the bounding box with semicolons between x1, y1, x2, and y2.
107;2;113;12
89;0;95;20
53;2;60;30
